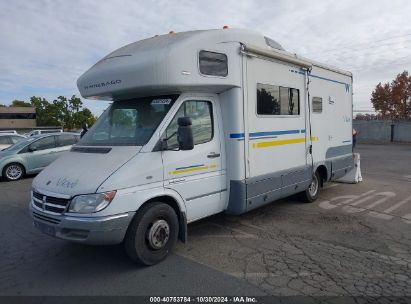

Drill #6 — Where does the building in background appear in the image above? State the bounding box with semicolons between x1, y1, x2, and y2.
0;107;36;130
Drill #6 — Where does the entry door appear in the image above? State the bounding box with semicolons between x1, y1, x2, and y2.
161;98;224;222
245;57;308;190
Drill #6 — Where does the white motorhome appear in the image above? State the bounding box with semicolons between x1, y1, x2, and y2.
31;28;354;265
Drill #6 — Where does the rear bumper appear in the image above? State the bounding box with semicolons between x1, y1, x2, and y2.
30;204;135;245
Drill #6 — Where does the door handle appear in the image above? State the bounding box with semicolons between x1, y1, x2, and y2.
207;152;220;158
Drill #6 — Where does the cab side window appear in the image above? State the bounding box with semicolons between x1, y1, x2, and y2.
165;100;213;149
29;136;56;151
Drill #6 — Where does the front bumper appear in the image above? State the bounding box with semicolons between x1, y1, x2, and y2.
30;204;135;245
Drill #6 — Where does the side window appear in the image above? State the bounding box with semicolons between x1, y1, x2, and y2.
0;136;10;144
165;100;213;149
30;136;56;151
57;135;77;147
257;83;300;115
10;136;24;144
199;51;228;77
312;97;323;113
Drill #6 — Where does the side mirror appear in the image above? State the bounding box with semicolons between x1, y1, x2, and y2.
177;117;194;151
28;146;37;152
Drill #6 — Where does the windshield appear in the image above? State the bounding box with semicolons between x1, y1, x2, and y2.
79;95;178;146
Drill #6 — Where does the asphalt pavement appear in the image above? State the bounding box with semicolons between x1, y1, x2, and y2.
0;144;410;298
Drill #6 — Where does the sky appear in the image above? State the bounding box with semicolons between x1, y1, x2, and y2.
0;0;410;116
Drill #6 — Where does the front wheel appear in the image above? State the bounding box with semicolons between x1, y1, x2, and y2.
124;202;179;266
299;171;320;203
3;163;25;181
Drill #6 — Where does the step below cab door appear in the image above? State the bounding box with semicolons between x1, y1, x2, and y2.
161;97;225;222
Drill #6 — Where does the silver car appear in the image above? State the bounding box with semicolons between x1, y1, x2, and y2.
0;133;79;181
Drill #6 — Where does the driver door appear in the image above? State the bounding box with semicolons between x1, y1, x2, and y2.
24;136;57;171
161;98;225;222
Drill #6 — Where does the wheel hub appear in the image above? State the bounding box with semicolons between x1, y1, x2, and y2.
6;165;22;180
147;219;170;250
309;175;318;197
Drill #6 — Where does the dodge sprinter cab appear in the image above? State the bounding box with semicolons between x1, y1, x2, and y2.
30;28;354;265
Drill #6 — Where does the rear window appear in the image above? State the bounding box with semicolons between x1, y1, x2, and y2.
10;136;24;144
0;136;10;144
199;50;228;77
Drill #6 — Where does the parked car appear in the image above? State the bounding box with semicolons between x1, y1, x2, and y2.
0;134;26;151
0;133;79;181
25;129;63;137
0;130;18;134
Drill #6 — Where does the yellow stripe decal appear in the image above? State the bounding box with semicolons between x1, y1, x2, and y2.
169;164;218;175
252;137;306;149
252;136;319;149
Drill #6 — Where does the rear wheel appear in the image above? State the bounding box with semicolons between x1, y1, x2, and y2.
3;163;25;181
124;202;179;266
299;171;320;203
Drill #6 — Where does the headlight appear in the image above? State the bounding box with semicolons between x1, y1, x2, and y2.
68;191;116;213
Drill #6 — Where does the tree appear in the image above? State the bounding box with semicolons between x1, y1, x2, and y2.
391;71;411;118
29;95;96;129
73;108;97;127
371;71;411;119
11;100;32;107
30;96;60;126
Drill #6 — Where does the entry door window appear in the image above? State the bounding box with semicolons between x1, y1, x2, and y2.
165;100;213;149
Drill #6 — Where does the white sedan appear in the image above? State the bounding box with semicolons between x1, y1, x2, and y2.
0;134;26;151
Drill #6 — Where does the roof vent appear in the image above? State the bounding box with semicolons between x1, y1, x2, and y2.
264;36;285;51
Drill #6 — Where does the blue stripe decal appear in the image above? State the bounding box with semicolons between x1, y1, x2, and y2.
229;133;245;139
290;69;305;75
249;130;300;137
342;140;351;143
230;129;306;139
175;164;204;170
289;69;350;92
309;74;346;85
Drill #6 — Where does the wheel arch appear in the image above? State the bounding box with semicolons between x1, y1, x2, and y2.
134;192;188;243
315;164;328;187
1;161;27;179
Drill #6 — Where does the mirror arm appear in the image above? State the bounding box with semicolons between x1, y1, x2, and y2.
163;132;177;141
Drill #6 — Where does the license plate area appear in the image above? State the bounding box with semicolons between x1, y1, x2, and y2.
34;221;56;236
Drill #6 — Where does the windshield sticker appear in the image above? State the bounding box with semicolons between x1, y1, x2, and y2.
151;98;172;105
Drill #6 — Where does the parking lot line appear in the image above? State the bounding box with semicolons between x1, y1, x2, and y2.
384;195;411;213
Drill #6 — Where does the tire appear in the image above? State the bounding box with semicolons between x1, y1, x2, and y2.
299;171;320;203
2;163;25;181
124;202;179;266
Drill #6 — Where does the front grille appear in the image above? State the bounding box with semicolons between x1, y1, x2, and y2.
32;191;43;200
32;190;70;214
46;196;68;207
32;211;61;224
